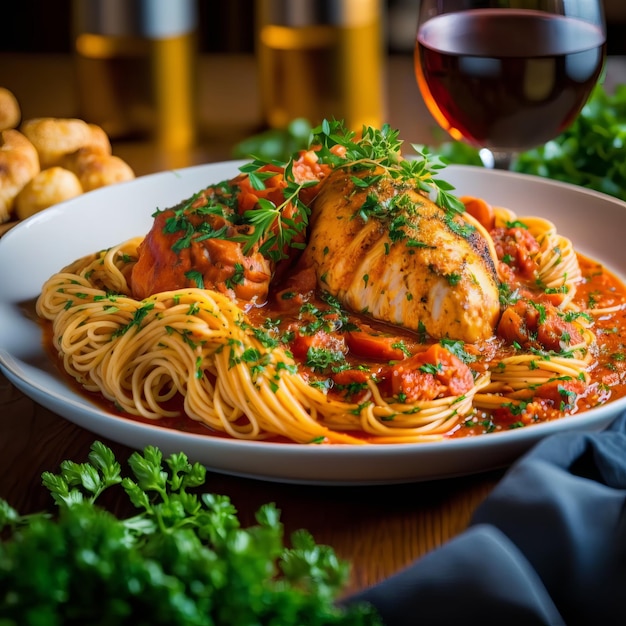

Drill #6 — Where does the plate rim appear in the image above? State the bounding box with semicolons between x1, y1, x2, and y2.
2;161;626;484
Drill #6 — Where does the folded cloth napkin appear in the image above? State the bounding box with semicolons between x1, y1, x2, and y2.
345;413;626;626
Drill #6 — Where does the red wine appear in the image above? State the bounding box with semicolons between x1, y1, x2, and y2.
415;10;605;152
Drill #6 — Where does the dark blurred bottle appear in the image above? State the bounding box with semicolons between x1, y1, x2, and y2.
256;0;385;131
72;0;197;149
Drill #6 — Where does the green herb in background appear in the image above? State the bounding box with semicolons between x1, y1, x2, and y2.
0;441;380;626
514;83;626;201
422;83;626;201
232;118;313;162
418;138;485;168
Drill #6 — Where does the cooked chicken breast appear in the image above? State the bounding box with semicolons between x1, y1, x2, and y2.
300;168;500;343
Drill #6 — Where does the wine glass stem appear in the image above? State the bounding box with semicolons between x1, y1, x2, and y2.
480;149;514;170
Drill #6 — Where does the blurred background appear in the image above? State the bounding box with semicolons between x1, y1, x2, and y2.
1;0;624;176
1;0;625;55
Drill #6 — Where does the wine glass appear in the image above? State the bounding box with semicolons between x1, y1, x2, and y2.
414;0;606;169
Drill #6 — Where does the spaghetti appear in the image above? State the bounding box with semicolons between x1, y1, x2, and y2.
36;122;626;444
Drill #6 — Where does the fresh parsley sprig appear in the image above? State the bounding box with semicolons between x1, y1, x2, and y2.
311;120;403;169
514;83;626;200
310;120;465;215
160;192;231;253
235;160;316;262
234;119;467;260
234;120;465;261
0;441;380;625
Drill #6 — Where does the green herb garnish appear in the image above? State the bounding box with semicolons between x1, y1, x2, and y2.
0;442;380;625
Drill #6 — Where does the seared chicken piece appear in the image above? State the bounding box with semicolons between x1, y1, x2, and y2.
300;168;500;343
131;196;272;305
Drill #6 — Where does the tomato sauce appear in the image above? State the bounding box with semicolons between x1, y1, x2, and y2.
44;246;626;442
454;256;626;437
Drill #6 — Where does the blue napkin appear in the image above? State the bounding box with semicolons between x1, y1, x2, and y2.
346;414;626;625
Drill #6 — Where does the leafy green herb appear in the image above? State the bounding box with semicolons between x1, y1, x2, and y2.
0;442;380;626
112;302;155;338
232;118;313;162
530;301;547;325
427;83;626;202
514;83;626;200
233;159;315;263
505;219;529;230
446;273;462;286
234;119;469;262
305;346;347;373
391;340;412;358
225;262;245;290
499;283;523;308
419;362;443;376
160;192;230;254
297;300;349;335
185;269;205;289
311;120;465;214
353;193;390;223
439;338;477;364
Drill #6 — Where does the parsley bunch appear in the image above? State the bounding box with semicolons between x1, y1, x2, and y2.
0;442;380;626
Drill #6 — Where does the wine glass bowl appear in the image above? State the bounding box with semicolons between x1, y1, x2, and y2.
414;0;606;168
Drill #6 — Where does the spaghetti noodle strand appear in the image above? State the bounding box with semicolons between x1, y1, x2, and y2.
37;239;490;444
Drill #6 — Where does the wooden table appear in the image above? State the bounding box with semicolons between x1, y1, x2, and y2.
0;52;623;596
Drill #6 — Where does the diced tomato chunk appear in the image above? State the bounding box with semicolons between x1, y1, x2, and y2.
345;326;409;362
330;368;373;401
377;344;474;402
534;378;587;408
492;226;540;280
289;330;347;360
461;196;495;231
497;299;584;352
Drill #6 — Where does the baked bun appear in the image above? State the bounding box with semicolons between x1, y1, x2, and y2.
87;123;112;154
0;100;134;227
14;166;83;220
61;146;135;192
0;87;20;131
20;117;111;169
0;129;40;223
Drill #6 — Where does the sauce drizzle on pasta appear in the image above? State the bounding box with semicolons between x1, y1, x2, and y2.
36;123;626;444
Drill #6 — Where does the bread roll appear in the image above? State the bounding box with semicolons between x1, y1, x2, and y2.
0;129;40;223
61;146;134;191
14;166;83;219
0;87;20;131
87;123;112;154
20;117;111;169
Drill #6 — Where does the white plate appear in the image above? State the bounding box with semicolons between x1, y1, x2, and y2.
2;162;626;485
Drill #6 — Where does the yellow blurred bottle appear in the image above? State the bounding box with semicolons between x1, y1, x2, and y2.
256;0;385;131
72;0;197;150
